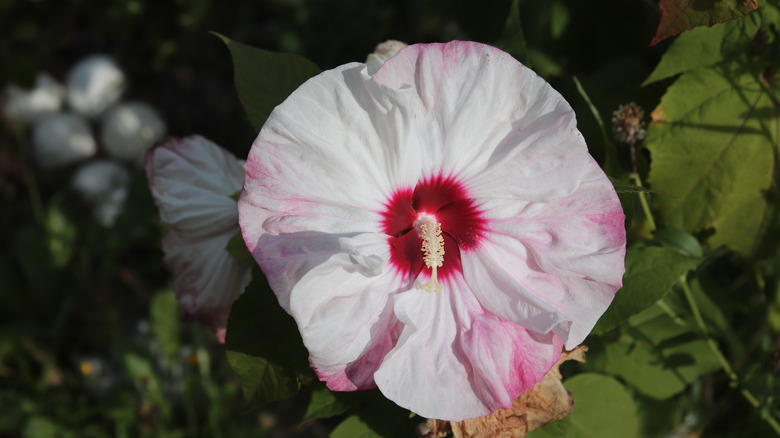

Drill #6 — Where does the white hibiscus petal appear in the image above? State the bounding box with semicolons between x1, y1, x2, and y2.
276;233;406;390
372;41;589;201
374;278;562;422
464;163;625;348
146;135;245;238
239;63;423;253
163;230;251;341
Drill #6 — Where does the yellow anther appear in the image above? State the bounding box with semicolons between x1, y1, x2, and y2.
419;219;444;293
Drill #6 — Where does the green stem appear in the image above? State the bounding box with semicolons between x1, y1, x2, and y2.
679;273;780;435
631;169;657;231
656;299;687;327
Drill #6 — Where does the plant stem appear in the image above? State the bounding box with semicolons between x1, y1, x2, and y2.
629;141;657;231
656;299;687;327
679;273;780;435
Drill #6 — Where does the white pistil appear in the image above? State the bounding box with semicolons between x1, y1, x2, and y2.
418;215;444;293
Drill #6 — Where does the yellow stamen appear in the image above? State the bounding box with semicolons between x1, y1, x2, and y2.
420;219;444;293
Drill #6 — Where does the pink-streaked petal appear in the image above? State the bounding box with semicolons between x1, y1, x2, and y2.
239;63;424;256
372;42;590;201
463;161;625;349
146;135;244;238
163;230;252;341
374;278;563;422
267;233;407;390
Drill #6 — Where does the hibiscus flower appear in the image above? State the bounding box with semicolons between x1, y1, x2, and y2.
146;135;251;343
238;41;626;421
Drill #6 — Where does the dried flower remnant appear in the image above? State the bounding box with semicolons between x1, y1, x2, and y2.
239;41;626;421
612;102;646;145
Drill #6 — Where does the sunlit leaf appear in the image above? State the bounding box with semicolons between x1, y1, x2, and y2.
530;374;640;438
592;246;700;334
644;5;769;84
605;335;722;399
214;33;321;132
650;0;758;46
646;58;778;257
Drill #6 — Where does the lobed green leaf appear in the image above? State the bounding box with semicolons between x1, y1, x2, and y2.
646;58;778;257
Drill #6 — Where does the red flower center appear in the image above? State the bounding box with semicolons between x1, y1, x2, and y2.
381;173;486;283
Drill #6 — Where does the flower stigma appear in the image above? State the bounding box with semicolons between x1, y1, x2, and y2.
416;213;444;293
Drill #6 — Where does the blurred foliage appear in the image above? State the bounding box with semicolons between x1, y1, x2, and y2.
3;0;780;437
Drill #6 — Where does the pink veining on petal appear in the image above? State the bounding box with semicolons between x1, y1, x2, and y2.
460;303;564;411
381;172;487;282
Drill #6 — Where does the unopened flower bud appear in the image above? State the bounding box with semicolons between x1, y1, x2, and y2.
366;40;408;75
71;160;130;227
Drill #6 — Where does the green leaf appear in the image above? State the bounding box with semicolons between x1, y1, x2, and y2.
150;290;180;364
561;374;640;438
604;334;722;399
654;227;704;257
646;58;778;258
225;272;313;406
214;33;321;132
45;207;76;268
494;0;527;64
303;384;351;422
14;224;58;293
644;6;767;84
650;0;758;46
22;416;77;438
525;417;572;438
592;246;700;334
225;231;255;266
608;177;654;194
330;415;380;438
225;351;301;408
122;351;168;418
329;390;415;438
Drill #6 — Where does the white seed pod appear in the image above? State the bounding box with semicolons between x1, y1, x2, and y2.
101;102;166;163
71;160;130;227
71;159;129;201
67;54;126;118
2;72;66;123
32;112;97;168
93;185;129;227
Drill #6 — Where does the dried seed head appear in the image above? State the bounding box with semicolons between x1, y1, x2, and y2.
612;102;646;145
